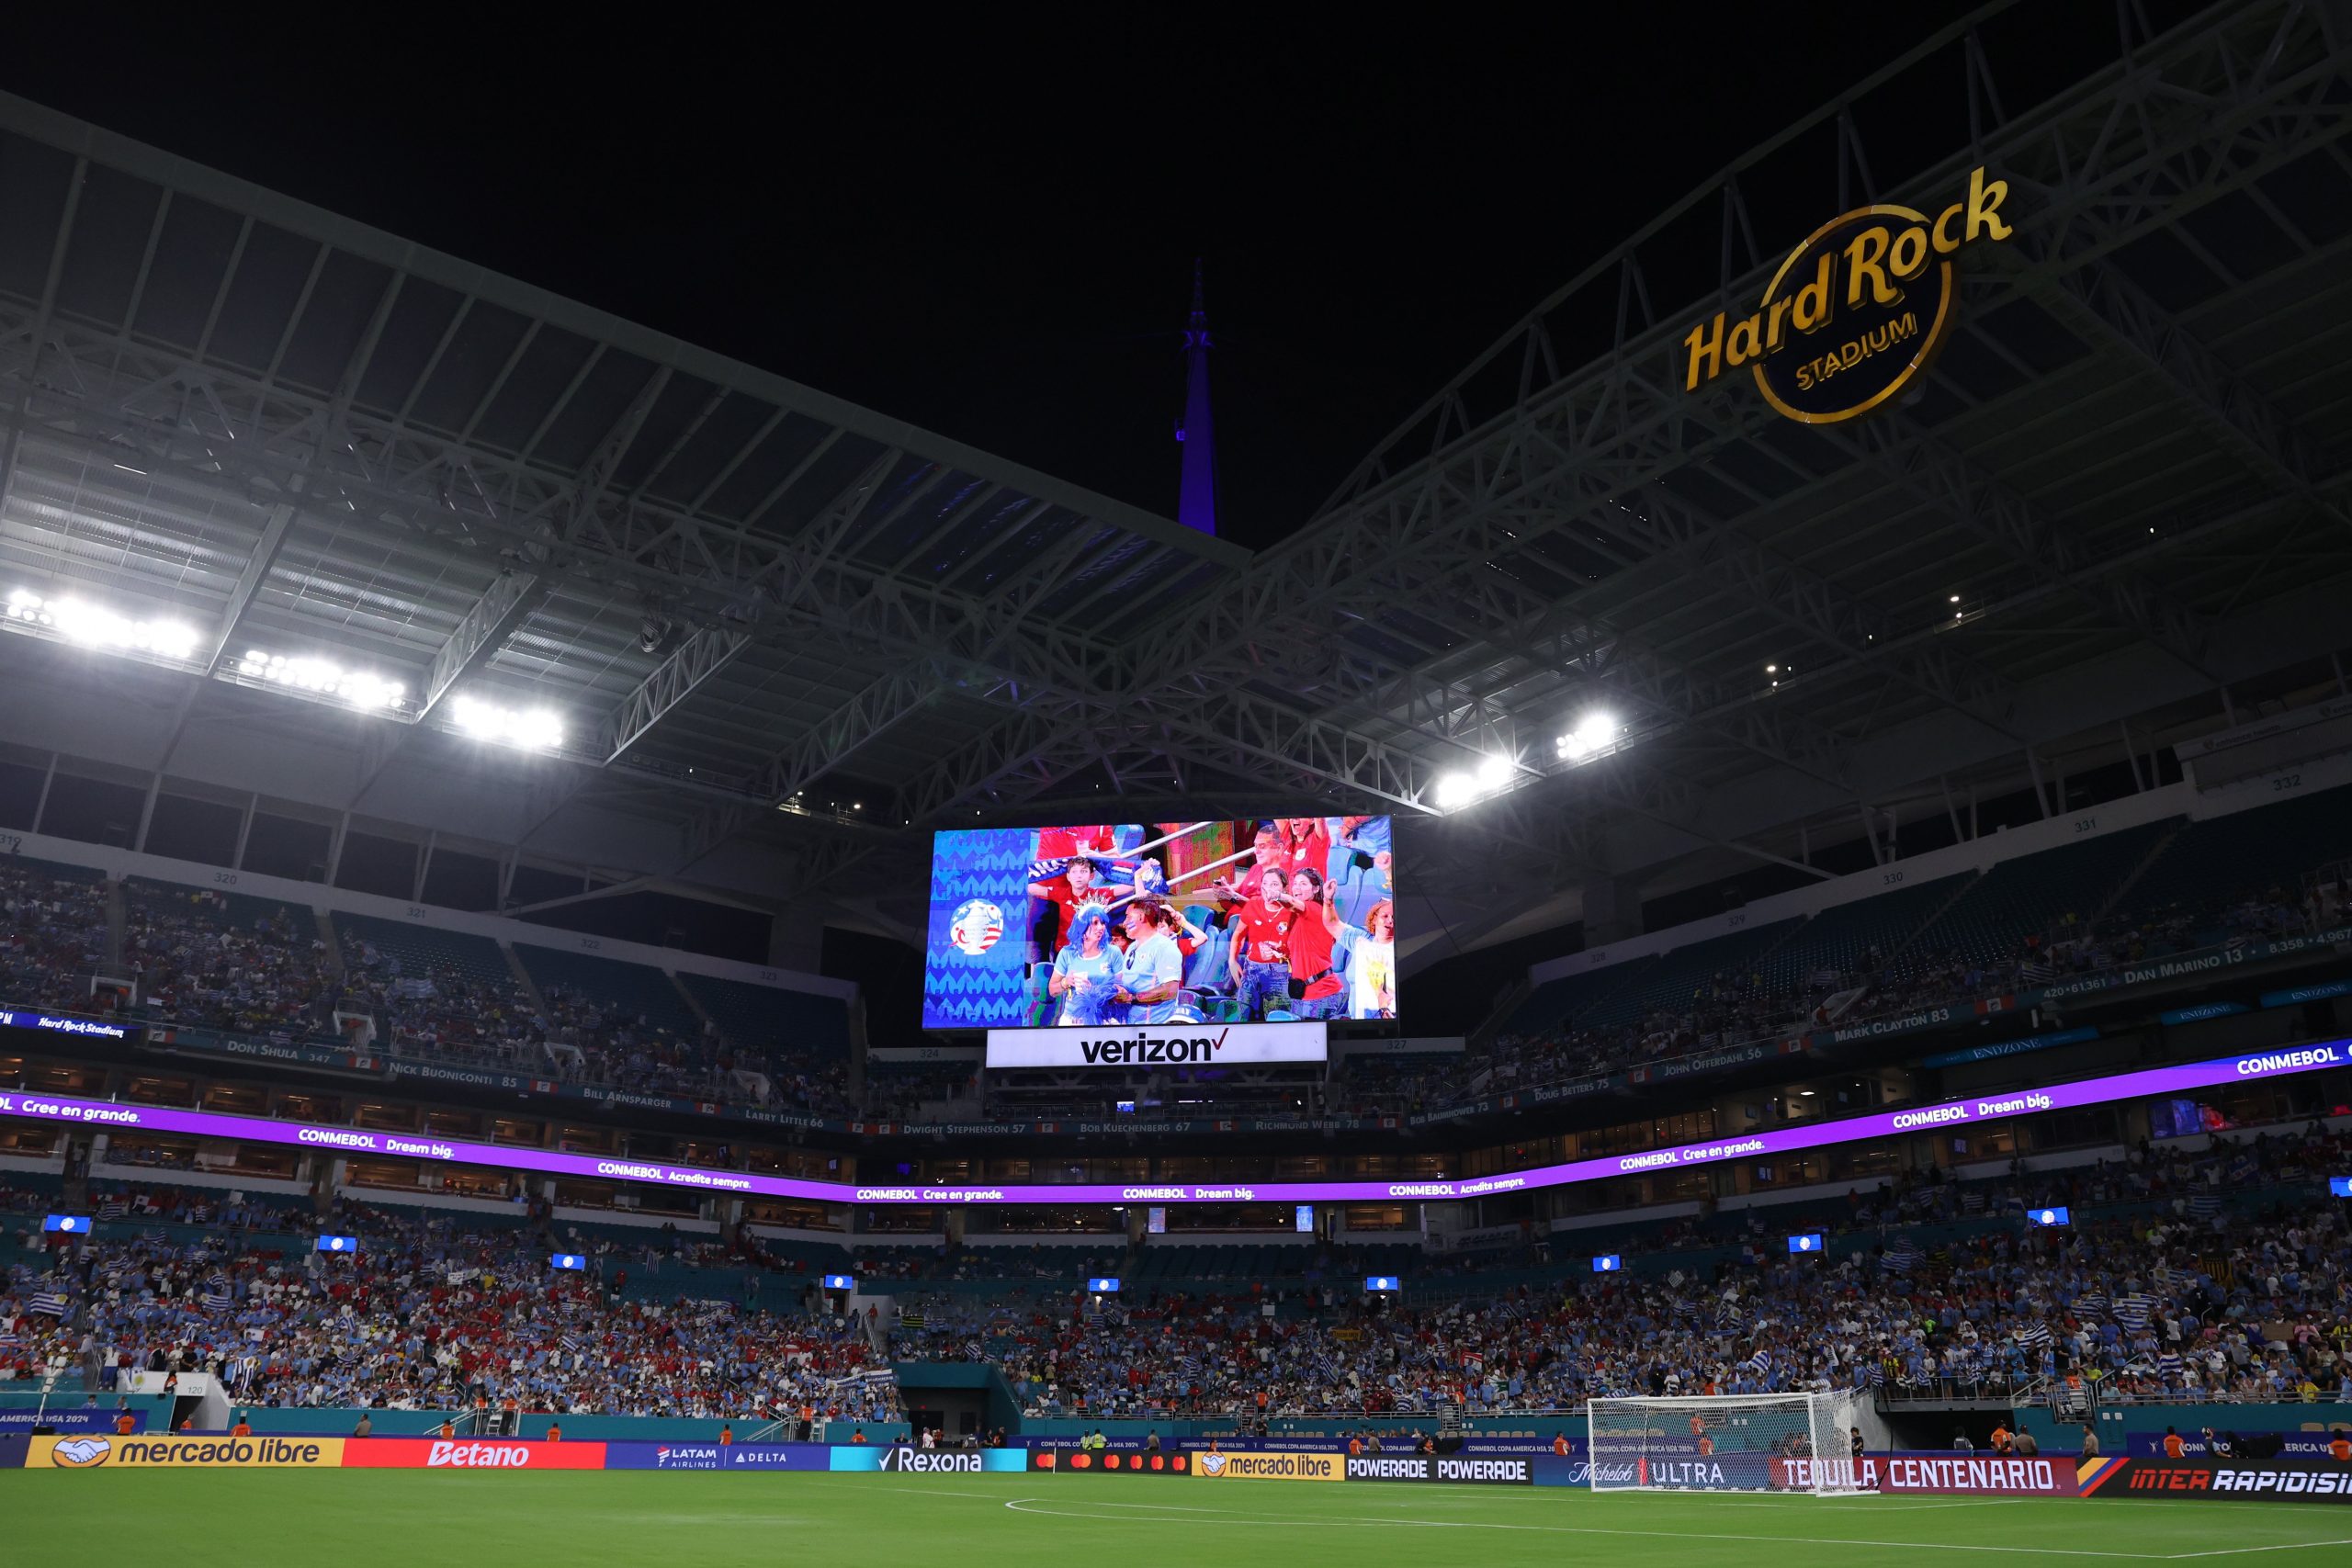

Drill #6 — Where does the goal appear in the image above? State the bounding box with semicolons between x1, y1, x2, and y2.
1585;1393;1870;1495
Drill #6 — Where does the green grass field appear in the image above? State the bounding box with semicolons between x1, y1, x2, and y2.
6;1471;2348;1564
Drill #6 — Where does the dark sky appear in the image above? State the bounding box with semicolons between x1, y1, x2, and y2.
0;5;2170;552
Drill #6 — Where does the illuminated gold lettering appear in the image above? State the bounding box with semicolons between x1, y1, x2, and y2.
1767;295;1795;350
1965;166;2012;242
1683;313;1725;390
1888;224;1928;280
1792;253;1834;332
1843;226;1895;307
1726;313;1763;367
1933;200;1965;254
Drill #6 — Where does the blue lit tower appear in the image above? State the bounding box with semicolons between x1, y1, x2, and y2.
1175;259;1217;536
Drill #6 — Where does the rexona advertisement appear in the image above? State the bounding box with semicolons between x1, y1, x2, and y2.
27;1436;344;1469
1684;165;2012;424
830;1446;1026;1474
1194;1450;1345;1482
926;818;1396;1030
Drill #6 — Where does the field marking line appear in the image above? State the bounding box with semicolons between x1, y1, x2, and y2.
2162;1542;2352;1559
998;1497;2151;1555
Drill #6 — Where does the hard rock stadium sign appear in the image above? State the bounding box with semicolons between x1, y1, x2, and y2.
1684;165;2012;423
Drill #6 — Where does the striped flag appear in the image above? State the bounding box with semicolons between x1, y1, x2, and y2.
200;1275;233;1311
2114;1294;2154;1330
2187;1193;2222;1221
27;1292;68;1316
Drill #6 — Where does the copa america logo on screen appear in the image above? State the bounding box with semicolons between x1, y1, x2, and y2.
948;899;1004;956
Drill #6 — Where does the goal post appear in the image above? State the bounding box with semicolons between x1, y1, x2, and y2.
1585;1393;1870;1495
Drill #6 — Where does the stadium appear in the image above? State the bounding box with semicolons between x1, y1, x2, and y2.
2;3;2351;1562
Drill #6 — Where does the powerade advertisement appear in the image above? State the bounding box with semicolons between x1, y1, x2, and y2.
923;818;1396;1029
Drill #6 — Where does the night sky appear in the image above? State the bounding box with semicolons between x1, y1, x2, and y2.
0;6;2181;552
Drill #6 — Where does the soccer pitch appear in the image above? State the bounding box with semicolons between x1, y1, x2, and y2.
6;1472;2348;1564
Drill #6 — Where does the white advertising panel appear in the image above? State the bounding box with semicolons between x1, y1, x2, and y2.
986;1021;1328;1068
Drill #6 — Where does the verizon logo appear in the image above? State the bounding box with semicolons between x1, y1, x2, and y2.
1077;1029;1230;1065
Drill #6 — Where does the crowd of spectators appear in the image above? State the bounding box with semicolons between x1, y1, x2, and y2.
888;1138;2349;1420
0;860;109;1011
0;1188;901;1424
1482;875;2344;1100
123;882;335;1039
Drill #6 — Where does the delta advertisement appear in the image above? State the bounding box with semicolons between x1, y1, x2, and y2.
925;818;1396;1030
605;1441;833;1471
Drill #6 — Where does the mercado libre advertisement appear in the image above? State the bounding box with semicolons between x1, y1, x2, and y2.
25;1435;346;1469
1193;1450;1345;1482
924;818;1396;1031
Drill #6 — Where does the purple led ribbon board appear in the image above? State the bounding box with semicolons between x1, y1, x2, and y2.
0;1040;2341;1206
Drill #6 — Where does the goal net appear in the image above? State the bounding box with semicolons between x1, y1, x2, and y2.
1586;1393;1869;1495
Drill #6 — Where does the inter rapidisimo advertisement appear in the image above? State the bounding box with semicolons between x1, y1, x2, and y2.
924;818;1396;1032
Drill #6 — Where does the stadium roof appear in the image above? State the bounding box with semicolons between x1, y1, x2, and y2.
0;0;2346;960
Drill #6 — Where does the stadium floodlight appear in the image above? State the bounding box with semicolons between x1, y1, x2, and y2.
1787;1232;1824;1254
821;1274;856;1291
449;693;564;750
1364;1276;1402;1292
1591;1254;1622;1272
1555;710;1619;761
41;1214;91;1234
550;1253;586;1270
316;1235;359;1254
235;649;407;712
7;588;199;662
2029;1207;2071;1227
1436;754;1518;811
1086;1277;1121;1293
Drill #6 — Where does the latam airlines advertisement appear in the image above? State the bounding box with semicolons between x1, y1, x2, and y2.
0;1041;2342;1207
924;818;1395;1031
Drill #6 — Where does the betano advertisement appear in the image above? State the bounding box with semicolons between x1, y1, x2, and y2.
0;1040;2344;1208
927;818;1396;1031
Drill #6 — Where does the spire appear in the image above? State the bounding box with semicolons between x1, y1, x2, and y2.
1175;257;1217;536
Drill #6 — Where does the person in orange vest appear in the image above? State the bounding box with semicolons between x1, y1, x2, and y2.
2163;1427;2186;1459
1552;1433;1570;1457
1988;1423;2013;1454
177;1417;193;1432
2328;1428;2350;1462
1347;1434;1363;1456
440;1419;457;1438
231;1415;252;1437
113;1407;136;1436
546;1422;561;1442
851;1428;866;1444
797;1404;816;1441
719;1425;733;1446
